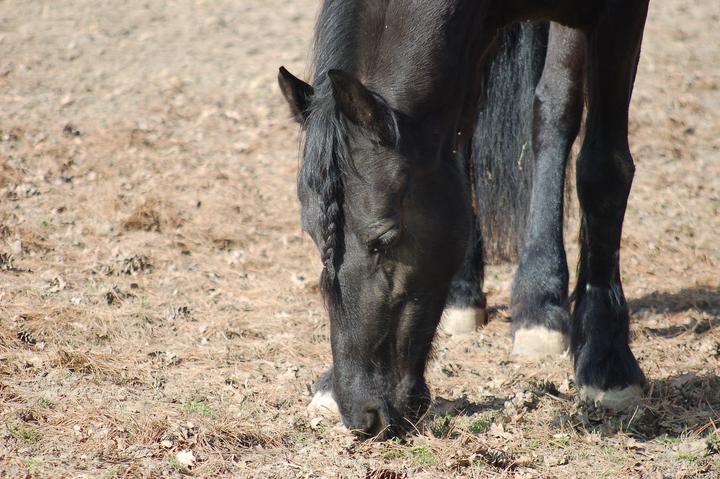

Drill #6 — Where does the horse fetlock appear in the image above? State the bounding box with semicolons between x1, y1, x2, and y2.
512;289;569;323
571;283;644;403
512;259;569;322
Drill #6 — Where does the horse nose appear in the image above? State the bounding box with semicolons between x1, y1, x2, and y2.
351;401;388;438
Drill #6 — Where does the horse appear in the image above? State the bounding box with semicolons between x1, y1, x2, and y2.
278;0;649;439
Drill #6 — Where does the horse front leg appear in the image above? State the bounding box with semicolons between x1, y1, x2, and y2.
572;0;649;409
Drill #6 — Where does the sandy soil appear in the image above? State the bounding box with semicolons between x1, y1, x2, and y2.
0;1;718;477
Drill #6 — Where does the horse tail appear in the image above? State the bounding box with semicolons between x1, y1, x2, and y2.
472;22;550;263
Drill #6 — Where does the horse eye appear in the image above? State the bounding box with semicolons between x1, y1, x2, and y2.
369;228;399;253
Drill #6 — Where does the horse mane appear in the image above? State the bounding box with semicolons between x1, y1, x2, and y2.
300;0;366;303
300;99;351;303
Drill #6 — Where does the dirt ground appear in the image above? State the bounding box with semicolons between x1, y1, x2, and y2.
0;1;719;477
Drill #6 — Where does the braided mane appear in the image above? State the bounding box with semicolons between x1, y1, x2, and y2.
299;0;365;303
300;98;350;301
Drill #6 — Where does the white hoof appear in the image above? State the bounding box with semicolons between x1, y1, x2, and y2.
307;390;339;416
440;307;487;335
580;385;643;411
512;327;568;357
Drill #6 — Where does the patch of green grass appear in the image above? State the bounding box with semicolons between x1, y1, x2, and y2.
575;449;592;460
707;431;720;453
526;438;543;450
7;425;42;444
656;435;682;447
615;409;643;435
381;448;406;460
38;398;53;409
469;416;493;434
607;416;623;431
411;446;438;466
677;452;698;463
550;436;571;448
429;414;454;438
181;400;214;417
167;457;188;473
23;457;42;474
601;444;619;457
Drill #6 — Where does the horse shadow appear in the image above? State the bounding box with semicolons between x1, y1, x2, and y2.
629;287;720;337
426;288;720;440
629;373;720;439
489;287;720;333
429;373;719;442
623;287;720;439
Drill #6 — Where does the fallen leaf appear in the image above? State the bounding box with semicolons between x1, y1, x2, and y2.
175;449;195;468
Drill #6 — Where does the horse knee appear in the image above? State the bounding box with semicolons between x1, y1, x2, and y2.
576;145;635;211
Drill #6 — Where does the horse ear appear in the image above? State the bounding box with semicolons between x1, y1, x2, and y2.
278;66;314;123
327;69;396;145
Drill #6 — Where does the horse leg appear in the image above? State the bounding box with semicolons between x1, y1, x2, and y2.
511;23;584;356
442;219;487;334
572;0;649;409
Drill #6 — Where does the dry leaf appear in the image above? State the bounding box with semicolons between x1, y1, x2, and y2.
175;449;195;468
489;422;514;440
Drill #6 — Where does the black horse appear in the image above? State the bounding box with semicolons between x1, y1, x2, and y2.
279;0;649;438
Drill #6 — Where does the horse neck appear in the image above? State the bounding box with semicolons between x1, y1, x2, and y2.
366;2;494;135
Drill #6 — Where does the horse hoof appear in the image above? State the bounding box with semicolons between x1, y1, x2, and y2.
512;327;568;357
579;385;643;411
307;390;339;416
440;307;487;335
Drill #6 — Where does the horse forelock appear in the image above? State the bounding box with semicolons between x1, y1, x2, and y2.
298;0;375;308
300;92;351;308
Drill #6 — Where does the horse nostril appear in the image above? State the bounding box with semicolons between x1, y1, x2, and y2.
352;402;387;438
363;408;381;435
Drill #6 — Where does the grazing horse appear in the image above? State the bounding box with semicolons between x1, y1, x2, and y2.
279;0;649;438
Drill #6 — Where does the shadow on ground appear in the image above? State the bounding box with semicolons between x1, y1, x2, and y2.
432;373;719;442
636;373;720;438
573;373;720;441
630;287;720;316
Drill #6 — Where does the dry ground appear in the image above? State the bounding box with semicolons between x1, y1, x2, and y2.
1;1;719;477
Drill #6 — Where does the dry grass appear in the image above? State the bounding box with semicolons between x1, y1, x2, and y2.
53;349;151;385
0;0;719;477
123;198;182;233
